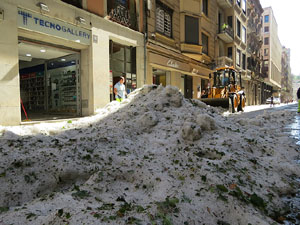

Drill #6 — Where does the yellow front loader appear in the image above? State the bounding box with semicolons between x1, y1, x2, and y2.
201;66;246;113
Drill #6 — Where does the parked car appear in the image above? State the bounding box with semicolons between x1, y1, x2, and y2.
266;97;281;104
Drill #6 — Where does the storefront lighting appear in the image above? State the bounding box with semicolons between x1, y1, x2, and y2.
75;40;81;43
37;2;49;12
26;53;31;57
61;58;66;61
75;16;86;24
40;49;46;53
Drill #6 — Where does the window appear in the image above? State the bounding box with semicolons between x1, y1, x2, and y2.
242;0;246;14
156;1;173;38
185;16;199;45
242;26;246;43
236;49;241;67
202;0;208;16
62;0;82;8
264;60;269;66
228;16;233;28
237;19;241;37
264;48;269;56
202;33;208;55
242;53;246;70
237;0;241;7
228;47;233;59
264;37;269;45
264;26;269;33
264;15;269;23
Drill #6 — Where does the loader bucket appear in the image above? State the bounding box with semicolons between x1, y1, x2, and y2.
200;98;230;108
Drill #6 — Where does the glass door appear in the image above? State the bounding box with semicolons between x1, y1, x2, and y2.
46;54;81;116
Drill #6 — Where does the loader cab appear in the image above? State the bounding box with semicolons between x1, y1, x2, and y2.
213;68;241;88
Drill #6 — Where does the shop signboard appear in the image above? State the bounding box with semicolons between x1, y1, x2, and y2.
18;8;91;45
149;53;190;72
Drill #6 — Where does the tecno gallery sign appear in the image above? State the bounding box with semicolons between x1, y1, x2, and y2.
18;8;91;45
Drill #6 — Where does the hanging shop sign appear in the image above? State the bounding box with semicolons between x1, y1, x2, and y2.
18;8;91;45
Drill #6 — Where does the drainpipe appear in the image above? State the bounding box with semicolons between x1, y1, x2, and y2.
143;0;148;85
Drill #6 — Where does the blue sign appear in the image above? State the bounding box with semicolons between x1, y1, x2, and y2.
18;8;91;45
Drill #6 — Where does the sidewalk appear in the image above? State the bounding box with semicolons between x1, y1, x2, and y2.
243;102;297;113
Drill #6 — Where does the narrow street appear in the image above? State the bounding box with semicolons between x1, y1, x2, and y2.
239;102;300;224
237;103;298;119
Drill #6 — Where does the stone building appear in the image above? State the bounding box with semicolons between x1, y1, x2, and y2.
215;0;249;104
145;0;215;99
261;7;282;99
281;47;293;103
0;0;145;125
246;0;263;105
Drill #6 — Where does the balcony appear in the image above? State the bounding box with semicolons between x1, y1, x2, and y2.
181;43;202;54
218;26;234;43
181;43;203;61
108;4;137;30
241;70;251;80
217;0;233;9
216;56;233;67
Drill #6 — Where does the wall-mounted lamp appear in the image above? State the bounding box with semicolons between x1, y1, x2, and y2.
76;16;86;24
37;2;49;12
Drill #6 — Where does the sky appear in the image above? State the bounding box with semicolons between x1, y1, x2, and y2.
260;0;300;75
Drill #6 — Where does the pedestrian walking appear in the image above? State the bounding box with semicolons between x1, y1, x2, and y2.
297;87;300;113
114;76;126;102
270;96;274;107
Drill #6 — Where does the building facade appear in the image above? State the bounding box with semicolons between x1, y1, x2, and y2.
246;0;263;105
145;0;215;99
216;0;250;104
281;47;293;103
0;0;145;125
292;75;300;101
261;7;282;99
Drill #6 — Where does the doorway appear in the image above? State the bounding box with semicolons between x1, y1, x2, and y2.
19;40;81;121
109;41;137;101
184;75;193;99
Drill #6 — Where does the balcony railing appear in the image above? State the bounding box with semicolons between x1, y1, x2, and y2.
216;56;233;67
108;4;137;30
218;25;234;43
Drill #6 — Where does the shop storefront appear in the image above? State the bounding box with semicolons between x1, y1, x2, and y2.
189;64;211;99
17;8;90;121
147;50;212;100
147;51;189;96
0;0;145;125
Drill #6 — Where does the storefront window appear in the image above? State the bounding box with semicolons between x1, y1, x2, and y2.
19;41;81;119
153;68;168;86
